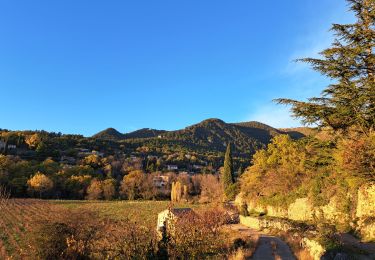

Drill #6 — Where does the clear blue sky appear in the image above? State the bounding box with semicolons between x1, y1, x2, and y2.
0;0;354;136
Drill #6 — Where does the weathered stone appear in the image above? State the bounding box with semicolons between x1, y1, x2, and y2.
358;218;375;242
266;205;288;218
239;215;261;229
288;198;314;221
235;183;375;241
356;182;375;219
301;237;325;260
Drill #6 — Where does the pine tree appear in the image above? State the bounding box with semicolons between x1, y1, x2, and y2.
276;0;374;135
222;143;234;198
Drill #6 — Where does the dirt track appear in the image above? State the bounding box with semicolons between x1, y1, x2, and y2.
229;224;296;260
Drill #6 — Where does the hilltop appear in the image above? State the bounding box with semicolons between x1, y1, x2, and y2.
92;128;124;140
92;118;306;156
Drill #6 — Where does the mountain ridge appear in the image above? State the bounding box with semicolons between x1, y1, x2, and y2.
92;119;307;156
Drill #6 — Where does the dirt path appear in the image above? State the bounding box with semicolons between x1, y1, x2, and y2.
228;224;296;260
252;235;296;260
337;233;375;258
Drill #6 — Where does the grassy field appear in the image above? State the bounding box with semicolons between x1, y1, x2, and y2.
0;199;208;259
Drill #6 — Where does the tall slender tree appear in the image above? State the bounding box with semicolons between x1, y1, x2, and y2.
222;143;234;196
276;0;374;135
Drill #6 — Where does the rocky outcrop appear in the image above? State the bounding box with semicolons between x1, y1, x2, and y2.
356;182;375;219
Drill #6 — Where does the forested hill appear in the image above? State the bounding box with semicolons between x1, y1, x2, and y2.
92;128;124;140
93;118;306;156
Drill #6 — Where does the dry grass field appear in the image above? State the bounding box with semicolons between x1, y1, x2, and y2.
0;199;207;259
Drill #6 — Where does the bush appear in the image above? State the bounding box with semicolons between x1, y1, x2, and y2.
166;209;228;259
30;222;72;260
239;203;249;217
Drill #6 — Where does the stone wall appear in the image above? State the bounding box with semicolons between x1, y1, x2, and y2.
356;182;375;241
239;215;294;232
288;198;314;221
237;182;375;241
356;182;375;219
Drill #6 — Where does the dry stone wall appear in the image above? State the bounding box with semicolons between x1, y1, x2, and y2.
237;182;375;241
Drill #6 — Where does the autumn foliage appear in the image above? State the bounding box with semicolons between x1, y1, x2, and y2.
27;172;54;198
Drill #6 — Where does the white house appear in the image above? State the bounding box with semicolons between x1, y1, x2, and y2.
0;142;16;150
8;144;16;149
193;164;203;170
153;175;170;188
167;165;178;171
147;155;159;160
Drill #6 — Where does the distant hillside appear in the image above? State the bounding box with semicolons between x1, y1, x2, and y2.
161;119;274;155
92;119;310;156
280;127;333;141
123;128;167;139
92;128;124;140
232;121;283;144
280;127;315;139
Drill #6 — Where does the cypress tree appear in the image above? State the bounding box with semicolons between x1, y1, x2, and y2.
222;143;234;194
237;166;243;177
276;0;375;135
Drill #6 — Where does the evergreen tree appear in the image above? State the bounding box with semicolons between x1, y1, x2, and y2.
276;0;374;135
222;143;234;198
237;166;243;177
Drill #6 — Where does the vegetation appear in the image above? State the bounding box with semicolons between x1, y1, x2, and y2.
171;181;188;202
240;0;374;230
222;143;237;200
276;0;374;135
162;209;229;258
0;185;9;208
0;0;373;258
92;118;300;156
0;200;246;259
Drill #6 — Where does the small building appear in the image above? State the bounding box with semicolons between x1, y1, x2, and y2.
193;164;203;170
7;144;16;149
91;150;104;157
178;171;189;176
157;208;193;235
153;175;170;188
167;165;178;171
60;156;76;165
0;141;16;150
147;155;159;160
78;148;90;153
130;156;139;162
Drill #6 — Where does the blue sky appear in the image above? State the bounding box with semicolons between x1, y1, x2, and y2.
0;0;354;136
